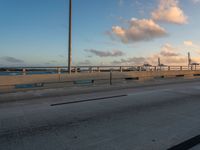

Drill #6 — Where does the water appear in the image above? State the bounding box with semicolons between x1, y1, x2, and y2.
0;72;22;76
0;71;59;76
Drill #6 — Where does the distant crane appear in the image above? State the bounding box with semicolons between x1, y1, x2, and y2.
188;52;199;70
158;57;161;66
188;52;192;67
158;57;165;67
157;57;166;71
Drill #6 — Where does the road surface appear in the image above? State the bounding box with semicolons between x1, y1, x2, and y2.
1;81;200;150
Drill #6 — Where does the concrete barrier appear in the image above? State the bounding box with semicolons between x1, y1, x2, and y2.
1;70;200;92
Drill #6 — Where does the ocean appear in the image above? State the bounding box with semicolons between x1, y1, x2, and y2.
0;71;58;76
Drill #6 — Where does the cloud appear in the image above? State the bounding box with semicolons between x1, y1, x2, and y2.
112;57;146;65
184;40;195;47
111;40;200;66
1;56;24;63
147;43;184;65
77;60;91;66
85;49;125;57
151;0;187;24
116;52;183;66
110;18;167;43
160;43;180;56
150;54;186;64
111;43;191;66
161;43;178;51
147;43;187;65
160;51;179;57
183;41;200;55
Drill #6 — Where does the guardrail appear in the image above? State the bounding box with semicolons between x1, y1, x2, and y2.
0;65;200;75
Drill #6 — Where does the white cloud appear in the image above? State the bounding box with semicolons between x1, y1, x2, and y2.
184;40;195;47
111;18;167;43
152;0;187;24
112;57;146;65
147;43;185;65
183;41;200;55
161;43;178;51
111;43;191;66
85;49;125;57
160;43;180;56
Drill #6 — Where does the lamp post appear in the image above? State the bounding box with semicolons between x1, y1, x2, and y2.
68;0;72;74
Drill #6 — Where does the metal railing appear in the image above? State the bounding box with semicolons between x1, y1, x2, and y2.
0;65;200;75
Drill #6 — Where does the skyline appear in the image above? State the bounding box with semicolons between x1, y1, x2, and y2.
1;0;200;67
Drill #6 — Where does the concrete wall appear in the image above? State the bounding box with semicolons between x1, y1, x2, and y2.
1;70;200;86
1;70;200;93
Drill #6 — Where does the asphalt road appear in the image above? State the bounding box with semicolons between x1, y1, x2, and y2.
1;81;200;150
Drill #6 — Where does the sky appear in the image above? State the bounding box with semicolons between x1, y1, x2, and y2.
1;0;200;67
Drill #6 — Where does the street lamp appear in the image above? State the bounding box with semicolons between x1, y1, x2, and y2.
68;0;72;74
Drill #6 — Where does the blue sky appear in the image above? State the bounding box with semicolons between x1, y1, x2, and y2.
1;0;200;66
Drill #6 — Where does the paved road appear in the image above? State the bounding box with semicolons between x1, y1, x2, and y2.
1;81;200;150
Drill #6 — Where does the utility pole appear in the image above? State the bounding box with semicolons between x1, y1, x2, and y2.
68;0;72;74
